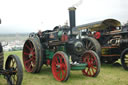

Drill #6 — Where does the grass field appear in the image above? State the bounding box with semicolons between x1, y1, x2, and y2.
0;51;128;85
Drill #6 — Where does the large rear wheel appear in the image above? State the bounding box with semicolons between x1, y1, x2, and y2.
82;37;101;57
23;38;43;73
52;51;70;82
82;50;101;77
5;55;23;85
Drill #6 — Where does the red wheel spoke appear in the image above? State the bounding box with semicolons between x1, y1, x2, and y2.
28;41;32;49
91;66;97;70
55;57;59;64
61;70;65;80
58;71;61;78
25;58;32;64
59;56;62;63
90;57;94;65
92;57;97;65
24;52;30;55
87;56;90;62
25;44;31;50
61;70;65;78
91;67;95;75
62;63;66;69
87;68;91;75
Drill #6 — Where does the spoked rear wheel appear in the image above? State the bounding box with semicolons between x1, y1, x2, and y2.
82;50;100;77
5;55;23;85
52;51;70;82
23;38;43;73
82;37;101;57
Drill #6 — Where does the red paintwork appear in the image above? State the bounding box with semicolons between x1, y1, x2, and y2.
82;51;98;77
61;34;68;42
23;40;36;72
94;32;101;39
52;53;67;81
47;59;51;65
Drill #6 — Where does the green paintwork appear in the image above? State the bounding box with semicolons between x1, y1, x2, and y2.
71;63;87;70
46;49;55;59
58;31;63;39
46;46;66;59
57;46;65;52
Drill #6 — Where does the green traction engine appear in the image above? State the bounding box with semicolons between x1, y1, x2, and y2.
22;7;101;82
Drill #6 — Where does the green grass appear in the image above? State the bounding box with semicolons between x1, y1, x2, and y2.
0;51;128;85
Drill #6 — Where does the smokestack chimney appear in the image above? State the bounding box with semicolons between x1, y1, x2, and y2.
68;7;76;36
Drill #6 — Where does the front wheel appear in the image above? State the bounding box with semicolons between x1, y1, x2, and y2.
5;55;23;85
52;51;70;82
121;48;128;70
82;50;101;77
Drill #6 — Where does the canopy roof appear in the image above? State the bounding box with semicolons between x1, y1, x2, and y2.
73;19;121;32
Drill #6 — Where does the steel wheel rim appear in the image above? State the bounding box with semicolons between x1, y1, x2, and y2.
52;53;67;81
82;52;98;77
23;40;36;72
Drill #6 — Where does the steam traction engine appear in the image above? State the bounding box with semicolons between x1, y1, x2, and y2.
73;18;128;70
0;19;23;85
22;7;101;81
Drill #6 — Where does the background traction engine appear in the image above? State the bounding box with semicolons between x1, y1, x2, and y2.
0;19;23;85
22;7;101;82
74;18;128;70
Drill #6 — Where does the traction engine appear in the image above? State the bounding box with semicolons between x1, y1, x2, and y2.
73;18;128;70
22;7;101;81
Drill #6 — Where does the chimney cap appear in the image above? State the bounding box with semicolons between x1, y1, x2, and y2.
68;7;76;11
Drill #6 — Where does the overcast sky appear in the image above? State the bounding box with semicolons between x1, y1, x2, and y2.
0;0;128;34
